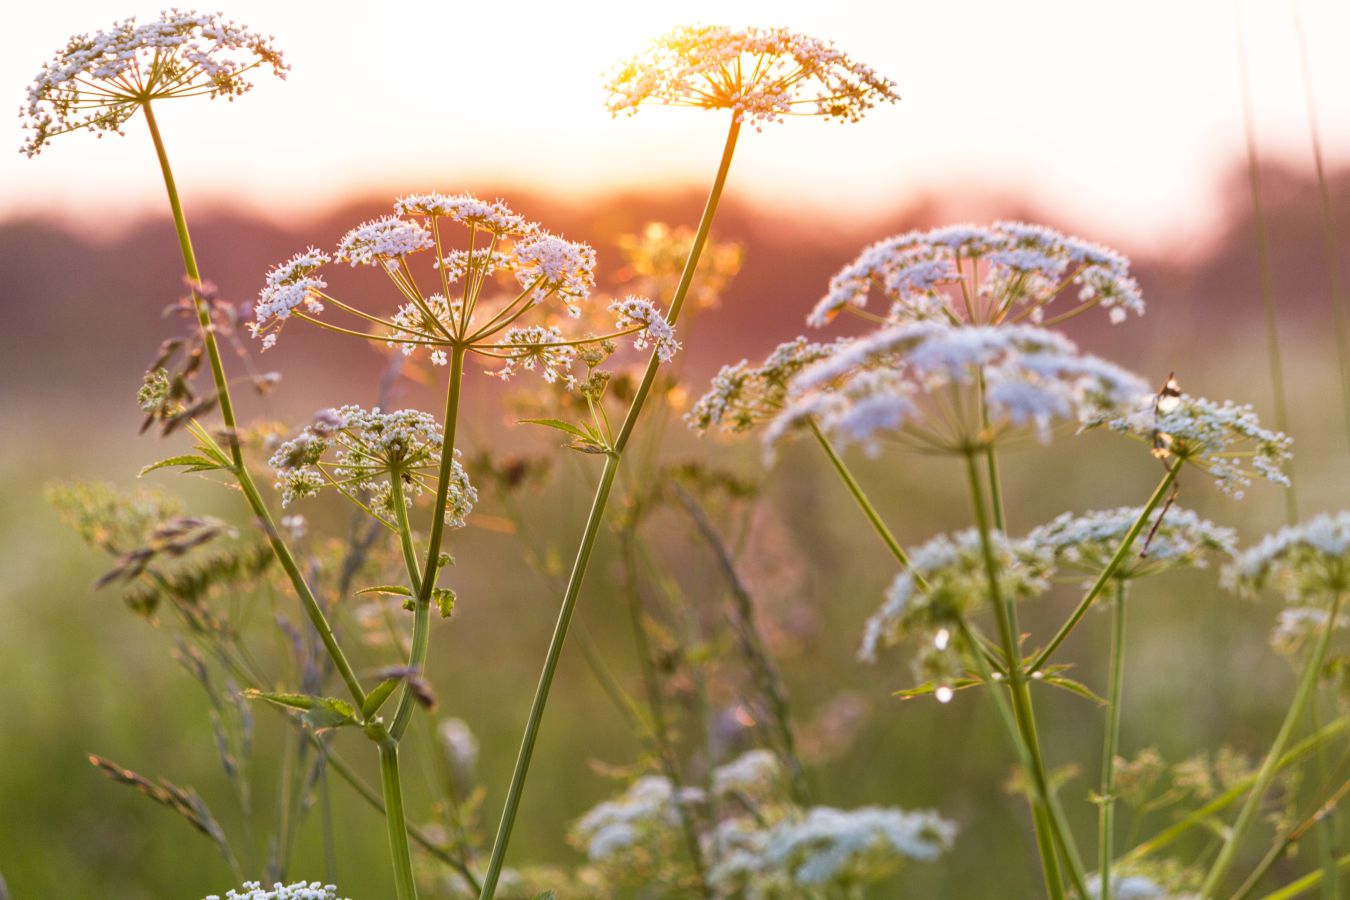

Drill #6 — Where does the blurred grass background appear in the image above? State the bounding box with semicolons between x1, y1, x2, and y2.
1;166;1349;897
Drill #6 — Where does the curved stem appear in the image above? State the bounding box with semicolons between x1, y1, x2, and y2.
379;740;419;900
1028;462;1180;674
1099;580;1128;900
1200;591;1346;897
478;114;742;899
1256;854;1350;900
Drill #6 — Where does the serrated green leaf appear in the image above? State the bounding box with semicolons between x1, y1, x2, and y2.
356;584;413;597
518;417;593;440
362;678;401;720
893;676;983;700
139;455;222;477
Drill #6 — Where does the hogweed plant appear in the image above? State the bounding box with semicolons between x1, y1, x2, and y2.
27;8;1350;900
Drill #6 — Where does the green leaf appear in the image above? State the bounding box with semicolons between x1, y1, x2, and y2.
139;455;222;477
242;689;318;711
362;678;401;720
518;418;593;440
568;440;610;454
356;584;413;597
243;691;359;731
1041;675;1108;706
893;676;983;700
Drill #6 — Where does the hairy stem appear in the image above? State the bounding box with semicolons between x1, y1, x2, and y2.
478;115;741;899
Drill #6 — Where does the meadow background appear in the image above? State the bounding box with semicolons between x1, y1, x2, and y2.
3;1;1350;897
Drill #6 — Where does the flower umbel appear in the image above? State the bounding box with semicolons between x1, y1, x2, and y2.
1225;512;1350;602
1028;507;1237;583
22;10;287;156
686;337;848;434
605;26;899;128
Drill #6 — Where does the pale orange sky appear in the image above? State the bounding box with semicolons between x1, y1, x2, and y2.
5;0;1349;256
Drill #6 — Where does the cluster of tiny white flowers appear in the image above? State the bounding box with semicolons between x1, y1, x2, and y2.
1224;512;1350;602
334;215;435;267
394;193;528;235
493;325;578;385
1087;393;1293;498
22;10;287;156
755;806;958;887
203;882;345;900
605;26;899;128
250;248;331;349
569;775;705;863
1027;507;1236;583
860;529;1053;664
686;337;847;434
808;221;1143;329
609;296;680;361
764;322;1149;456
268;406;475;526
513;232;597;314
711;748;783;800
388;293;460;363
1270;606;1349;657
1084;872;1194;900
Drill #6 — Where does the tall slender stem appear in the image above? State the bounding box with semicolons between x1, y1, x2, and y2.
1200;591;1346;897
142;100;366;708
379;740;419;900
1099;580;1129;900
1029;462;1180;674
478;115;742;899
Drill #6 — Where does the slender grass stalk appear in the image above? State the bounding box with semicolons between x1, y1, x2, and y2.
1232;761;1350;900
1098;580;1129;900
142;100;366;708
1257;855;1350;900
1232;0;1299;525
962;447;1088;899
1028;462;1180;674
378;740;419;900
1200;591;1346;897
478;115;741;899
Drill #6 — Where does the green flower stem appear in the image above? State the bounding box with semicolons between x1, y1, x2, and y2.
1256;854;1350;900
143;100;366;708
1099;580;1129;900
478;114;741;900
1028;461;1180;674
391;474;424;595
390;344;467;743
378;739;419;900
963;448;1088;900
1200;591;1346;897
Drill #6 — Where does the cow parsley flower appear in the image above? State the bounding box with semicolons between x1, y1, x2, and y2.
1028;507;1237;583
268;406;475;527
605;26;899;128
568;775;706;890
764;322;1148;457
1225;512;1350;602
609;296;681;361
809;221;1144;329
1084;872;1196;900
203;882;346;900
686;337;847;434
22;10;287;156
334;216;434;266
861;529;1053;666
492;326;578;385
756;806;958;888
712;749;785;802
1085;392;1292;498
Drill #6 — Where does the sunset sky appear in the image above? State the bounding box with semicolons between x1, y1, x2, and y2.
5;0;1349;255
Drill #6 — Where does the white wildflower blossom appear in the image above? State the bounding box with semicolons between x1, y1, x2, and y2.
1085;872;1197;900
493;325;578;385
1028;507;1236;583
1225;512;1350;602
1270;606;1349;657
712;749;784;801
1086;392;1293;498
569;775;705;864
606;26;899;128
203;882;346;900
861;529;1052;664
387;293;460;355
756;806;958;889
394;192;529;235
609;296;681;361
250;247;331;347
809;221;1143;329
22;10;287;157
513;232;597;314
766;322;1148;457
687;337;847;434
335;216;434;266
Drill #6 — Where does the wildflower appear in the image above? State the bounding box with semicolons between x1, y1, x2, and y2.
860;529;1053;665
764;322;1148;457
1084;871;1196;900
755;806;957;889
609;296;681;361
249;248;330;347
1028;507;1236;583
568;775;706;889
203;882;346;900
492;326;578;384
605;26;899;128
268;406;475;527
686;337;847;434
1225;512;1350;602
1086;392;1293;498
22;10;287;156
334;216;433;267
809;221;1144;329
712;749;785;802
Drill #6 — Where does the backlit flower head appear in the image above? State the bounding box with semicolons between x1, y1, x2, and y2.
608;296;680;361
861;529;1053;665
616;222;744;311
809;222;1144;329
605;26;899;128
764;322;1148;458
1225;512;1350;602
335;216;434;266
568;775;705;872
1028;507;1236;583
1085;391;1292;498
268;406;475;527
686;337;847;434
22;10;287;156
